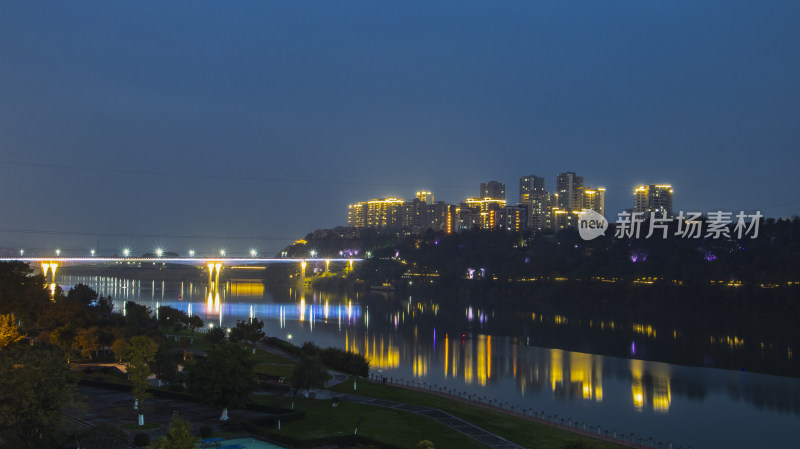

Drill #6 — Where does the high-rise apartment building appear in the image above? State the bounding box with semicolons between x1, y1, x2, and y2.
347;198;404;228
480;181;506;200
633;185;674;218
583;187;606;216
556;172;585;211
416;191;434;204
519;175;546;204
519;175;550;231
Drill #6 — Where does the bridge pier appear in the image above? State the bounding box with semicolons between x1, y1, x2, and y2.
41;262;58;298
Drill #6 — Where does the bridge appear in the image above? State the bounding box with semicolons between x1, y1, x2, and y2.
0;257;363;297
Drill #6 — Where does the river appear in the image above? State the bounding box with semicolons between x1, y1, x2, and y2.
60;274;800;449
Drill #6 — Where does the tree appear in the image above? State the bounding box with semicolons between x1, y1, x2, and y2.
187;342;256;420
50;323;78;362
416;441;435;449
66;283;98;306
124;302;155;331
157;306;189;330
290;353;328;399
74;326;101;359
204;326;226;345
228;318;265;353
149;411;198;449
111;337;128;363
126;335;158;426
0;313;24;349
0;343;76;449
186;315;204;333
0;261;51;328
151;344;180;386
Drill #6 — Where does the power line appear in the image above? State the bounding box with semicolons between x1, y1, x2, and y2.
0;160;472;189
0;227;295;241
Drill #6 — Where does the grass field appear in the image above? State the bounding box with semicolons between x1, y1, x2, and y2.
251;396;488;449
329;380;628;449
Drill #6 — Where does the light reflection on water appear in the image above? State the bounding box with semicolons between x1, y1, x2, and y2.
60;275;800;449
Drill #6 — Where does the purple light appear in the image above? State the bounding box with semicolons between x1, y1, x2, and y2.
704;251;717;261
631;341;636;354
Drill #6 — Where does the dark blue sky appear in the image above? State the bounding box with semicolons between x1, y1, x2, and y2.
1;1;798;256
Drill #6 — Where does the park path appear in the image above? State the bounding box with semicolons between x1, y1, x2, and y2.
334;392;525;449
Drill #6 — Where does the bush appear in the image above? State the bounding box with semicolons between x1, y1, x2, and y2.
132;432;149;447
204;327;226;344
223;419;242;431
198;425;213;438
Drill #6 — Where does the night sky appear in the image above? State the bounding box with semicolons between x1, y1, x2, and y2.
1;1;798;256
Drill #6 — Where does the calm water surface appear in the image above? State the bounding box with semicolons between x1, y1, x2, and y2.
61;275;800;449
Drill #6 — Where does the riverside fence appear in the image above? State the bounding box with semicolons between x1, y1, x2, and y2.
368;373;693;449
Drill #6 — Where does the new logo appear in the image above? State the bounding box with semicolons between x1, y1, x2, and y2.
578;209;608;240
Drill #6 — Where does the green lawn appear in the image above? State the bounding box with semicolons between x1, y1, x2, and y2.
251;396;488;449
254;363;295;379
329;381;628;449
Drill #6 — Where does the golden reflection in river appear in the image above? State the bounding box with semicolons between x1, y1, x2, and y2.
344;330;400;370
548;349;603;402
227;281;264;297
631;359;671;412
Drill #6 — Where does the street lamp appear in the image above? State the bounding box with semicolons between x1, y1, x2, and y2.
122;248;131;257
220;249;226;257
155;248;164;258
310;250;317;258
188;250;195;257
19;249;23;256
250;249;257;257
90;249;95;257
55;249;61;256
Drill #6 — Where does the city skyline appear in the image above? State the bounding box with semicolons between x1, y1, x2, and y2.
1;1;799;255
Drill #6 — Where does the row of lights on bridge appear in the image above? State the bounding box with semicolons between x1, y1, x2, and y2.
18;248;271;258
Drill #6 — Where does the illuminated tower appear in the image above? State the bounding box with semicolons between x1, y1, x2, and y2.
480;181;505;200
556;172;584;211
633;185;673;218
416;191;434;204
583;187;606;216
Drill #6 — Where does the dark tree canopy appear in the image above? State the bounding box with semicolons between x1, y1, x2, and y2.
291;353;328;393
0;343;75;449
187;342;256;410
228;318;265;345
0;261;51;328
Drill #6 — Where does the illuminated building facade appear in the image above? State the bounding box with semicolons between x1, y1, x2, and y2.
556;172;585;211
464;197;507;230
520;175;551;231
502;205;528;232
349;194;455;233
583;187;606;216
519;175;546;204
347;198;404;228
480;181;506;200
634;184;674;218
416;191;434;204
